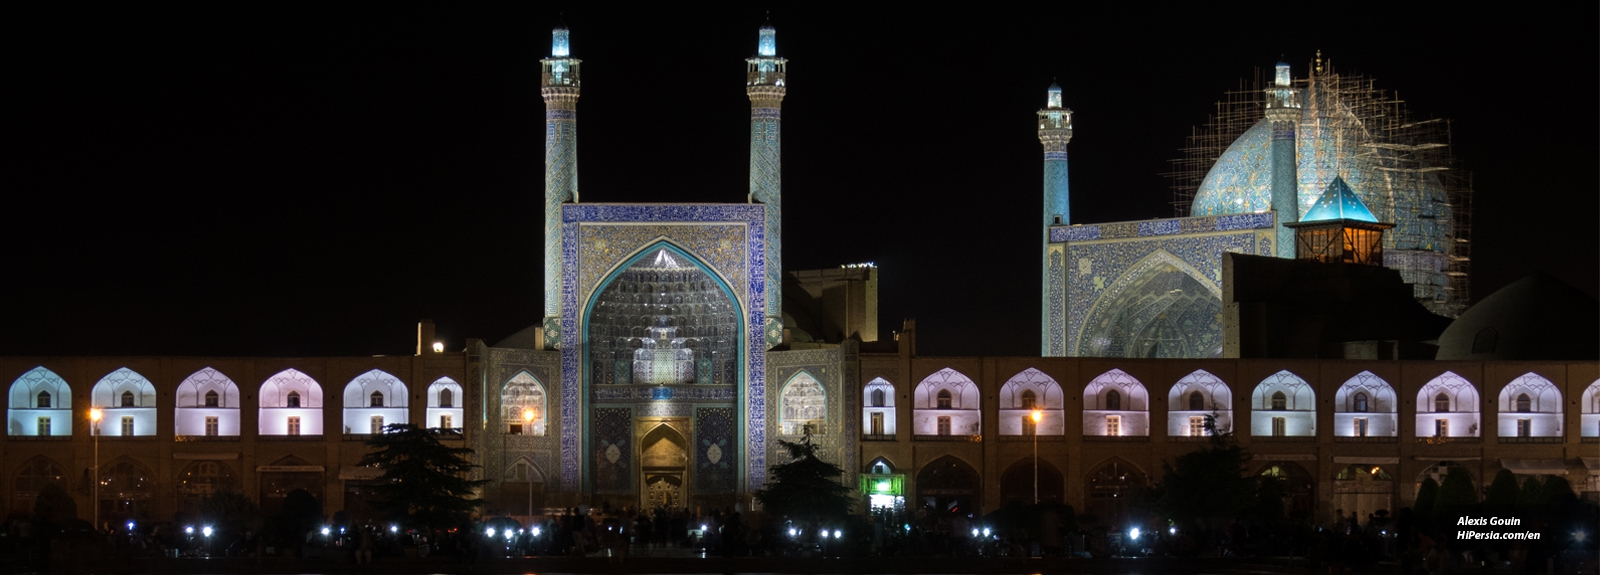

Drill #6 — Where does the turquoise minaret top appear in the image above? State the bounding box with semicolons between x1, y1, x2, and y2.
746;23;787;348
541;25;582;347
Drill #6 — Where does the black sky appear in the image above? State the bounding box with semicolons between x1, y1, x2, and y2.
10;4;1597;358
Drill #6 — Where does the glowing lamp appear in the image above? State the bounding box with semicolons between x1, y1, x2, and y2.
321;527;330;536
486;527;496;538
1031;409;1043;423
1129;527;1141;541
834;530;841;539
90;408;103;423
983;528;991;537
185;526;194;535
390;525;398;533
523;409;536;423
202;526;212;537
971;528;979;537
126;521;135;531
432;342;444;353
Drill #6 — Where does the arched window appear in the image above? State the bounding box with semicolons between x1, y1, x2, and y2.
120;390;134;407
937;390;952;409
870;389;885;407
1106;390;1121;410
779;372;827;436
1434;393;1449;413
36;391;50;408
1271;391;1286;411
1020;390;1037;410
370;391;384;407
1354;392;1368;412
1515;393;1530;413
439;388;453;408
1188;391;1203;411
204;390;219;407
287;391;301;408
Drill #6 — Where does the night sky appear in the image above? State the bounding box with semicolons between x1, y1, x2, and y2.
11;4;1597;358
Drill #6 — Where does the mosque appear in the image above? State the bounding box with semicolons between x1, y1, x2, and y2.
2;24;1597;532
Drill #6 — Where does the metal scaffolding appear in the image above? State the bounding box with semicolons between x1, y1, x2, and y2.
1167;59;1473;316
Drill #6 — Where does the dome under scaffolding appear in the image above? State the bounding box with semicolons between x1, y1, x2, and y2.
1170;61;1472;318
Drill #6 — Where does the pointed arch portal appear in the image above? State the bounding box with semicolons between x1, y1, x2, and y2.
1077;250;1223;358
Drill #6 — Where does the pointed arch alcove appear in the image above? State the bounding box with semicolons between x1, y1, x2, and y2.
999;368;1064;436
175;367;241;437
342;369;408;435
1251;370;1315;437
1076;250;1224;358
1083;369;1149;436
1334;371;1398;437
778;370;826;436
92;368;158;437
259;369;323;436
8;367;72;437
862;377;896;437
427;377;464;430
1416;371;1479;438
913;368;980;437
1167;369;1233;437
1496;372;1562;438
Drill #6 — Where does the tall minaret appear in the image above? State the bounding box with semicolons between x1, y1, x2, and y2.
746;22;786;348
1038;82;1072;355
1264;60;1301;258
541;25;581;346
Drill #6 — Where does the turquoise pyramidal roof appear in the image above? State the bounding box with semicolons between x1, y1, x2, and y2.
1300;176;1379;223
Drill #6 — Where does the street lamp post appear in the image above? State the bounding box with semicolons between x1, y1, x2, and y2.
1030;409;1043;505
90;408;102;531
523;409;536;522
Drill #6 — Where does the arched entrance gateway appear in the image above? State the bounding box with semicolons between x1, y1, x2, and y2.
1084;458;1145;527
1258;461;1315;520
638;423;689;509
583;244;743;508
917;456;980;518
1000;457;1064;505
1333;464;1395;524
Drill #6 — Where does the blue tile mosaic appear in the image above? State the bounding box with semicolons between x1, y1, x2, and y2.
560;203;767;493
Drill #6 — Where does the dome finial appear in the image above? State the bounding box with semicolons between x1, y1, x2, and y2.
1315;49;1323;74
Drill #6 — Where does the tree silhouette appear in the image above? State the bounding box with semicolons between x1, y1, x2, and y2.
755;429;853;526
358;424;486;532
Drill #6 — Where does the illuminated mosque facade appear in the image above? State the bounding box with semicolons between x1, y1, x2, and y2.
1043;58;1469;359
3;25;1597;531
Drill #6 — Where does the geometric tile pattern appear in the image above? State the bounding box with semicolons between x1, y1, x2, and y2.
750;107;783;324
694;407;735;493
545;110;578;336
560;203;767;492
1048;213;1273;357
766;348;846;483
593;407;632;493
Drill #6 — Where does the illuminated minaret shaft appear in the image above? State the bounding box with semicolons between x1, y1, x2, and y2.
747;23;786;347
1038;83;1072;354
541;26;581;346
1265;61;1301;258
